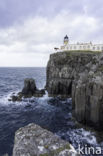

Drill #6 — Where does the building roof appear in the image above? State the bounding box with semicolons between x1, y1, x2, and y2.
64;35;68;39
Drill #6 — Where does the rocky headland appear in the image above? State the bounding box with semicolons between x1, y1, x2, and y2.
46;51;103;129
10;50;103;156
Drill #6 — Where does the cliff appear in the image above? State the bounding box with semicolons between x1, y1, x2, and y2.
46;51;103;129
13;123;78;156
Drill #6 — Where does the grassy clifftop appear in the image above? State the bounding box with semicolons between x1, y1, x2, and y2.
53;50;101;55
49;51;101;66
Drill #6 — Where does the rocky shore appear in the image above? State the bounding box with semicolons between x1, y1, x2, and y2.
46;51;103;129
13;123;78;156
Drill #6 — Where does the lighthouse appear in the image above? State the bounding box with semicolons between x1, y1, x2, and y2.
64;35;69;45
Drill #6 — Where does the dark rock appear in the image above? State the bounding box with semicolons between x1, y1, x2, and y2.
33;89;45;97
22;78;37;95
13;123;78;156
39;89;45;94
22;79;45;97
8;99;12;101
17;92;23;101
9;78;45;102
11;95;22;102
11;96;18;102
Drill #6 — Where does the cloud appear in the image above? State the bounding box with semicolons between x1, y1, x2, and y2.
0;2;103;66
0;0;103;27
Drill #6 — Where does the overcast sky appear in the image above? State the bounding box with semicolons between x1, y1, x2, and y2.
0;0;103;67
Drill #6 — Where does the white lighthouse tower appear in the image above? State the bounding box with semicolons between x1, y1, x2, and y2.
64;35;69;45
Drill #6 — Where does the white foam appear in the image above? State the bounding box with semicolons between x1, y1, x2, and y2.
0;90;23;106
39;91;52;101
78;128;97;145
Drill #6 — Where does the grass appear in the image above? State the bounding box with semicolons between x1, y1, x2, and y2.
62;50;101;53
55;49;102;53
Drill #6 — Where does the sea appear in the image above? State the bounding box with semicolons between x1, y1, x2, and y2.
0;67;103;156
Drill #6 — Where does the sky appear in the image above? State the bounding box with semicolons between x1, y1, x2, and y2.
0;0;103;67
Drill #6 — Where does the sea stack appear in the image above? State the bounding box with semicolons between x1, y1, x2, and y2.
10;78;45;101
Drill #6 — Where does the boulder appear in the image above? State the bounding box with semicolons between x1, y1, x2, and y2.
13;123;78;156
11;96;18;102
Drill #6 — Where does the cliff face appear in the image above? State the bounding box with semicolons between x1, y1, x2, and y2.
46;51;103;129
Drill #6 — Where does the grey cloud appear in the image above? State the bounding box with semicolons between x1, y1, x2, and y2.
0;0;103;66
0;0;103;27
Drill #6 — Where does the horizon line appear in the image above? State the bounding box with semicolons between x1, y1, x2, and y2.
0;66;46;68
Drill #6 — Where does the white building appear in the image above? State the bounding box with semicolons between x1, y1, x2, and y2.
55;35;103;52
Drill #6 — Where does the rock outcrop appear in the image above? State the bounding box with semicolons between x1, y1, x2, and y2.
13;123;78;156
22;78;45;98
9;78;45;101
22;78;37;95
46;51;103;129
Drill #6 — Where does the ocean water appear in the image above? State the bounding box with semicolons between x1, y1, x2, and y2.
0;67;102;156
